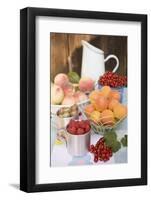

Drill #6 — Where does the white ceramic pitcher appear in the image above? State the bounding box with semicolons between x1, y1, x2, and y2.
81;40;119;81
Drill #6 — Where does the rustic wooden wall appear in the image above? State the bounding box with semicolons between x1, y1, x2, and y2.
50;33;127;81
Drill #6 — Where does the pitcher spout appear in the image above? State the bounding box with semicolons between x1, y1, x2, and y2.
81;40;104;54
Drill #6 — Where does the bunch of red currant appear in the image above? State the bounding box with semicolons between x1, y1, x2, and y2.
89;137;113;163
99;71;127;88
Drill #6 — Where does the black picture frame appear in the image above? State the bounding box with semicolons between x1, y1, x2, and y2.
20;7;147;192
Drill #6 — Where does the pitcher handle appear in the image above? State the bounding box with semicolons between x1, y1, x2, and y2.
57;129;68;146
104;54;119;73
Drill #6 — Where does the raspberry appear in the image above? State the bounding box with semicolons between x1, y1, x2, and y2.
85;124;90;132
68;126;76;135
78;121;86;129
85;120;90;126
77;128;84;135
73;121;79;129
69;119;77;127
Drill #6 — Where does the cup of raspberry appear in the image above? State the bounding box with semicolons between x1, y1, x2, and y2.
66;120;91;156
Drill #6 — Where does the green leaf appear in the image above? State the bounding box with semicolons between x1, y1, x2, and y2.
104;130;117;142
105;139;117;148
121;135;128;147
111;141;121;153
104;130;121;153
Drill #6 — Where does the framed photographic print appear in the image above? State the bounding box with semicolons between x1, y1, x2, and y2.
20;7;147;192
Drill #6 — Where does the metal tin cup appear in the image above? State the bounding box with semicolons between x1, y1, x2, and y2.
57;115;76;130
66;130;90;157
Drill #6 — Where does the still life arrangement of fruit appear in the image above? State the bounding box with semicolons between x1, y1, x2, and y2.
50;37;128;167
51;70;127;164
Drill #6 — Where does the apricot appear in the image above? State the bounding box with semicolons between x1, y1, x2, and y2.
101;86;111;98
109;90;121;101
98;91;104;97
90;111;101;124
93;96;108;112
108;99;119;111
100;109;115;126
113;104;127;120
89;90;100;104
84;104;95;117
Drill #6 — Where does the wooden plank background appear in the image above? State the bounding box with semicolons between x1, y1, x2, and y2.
50;33;127;81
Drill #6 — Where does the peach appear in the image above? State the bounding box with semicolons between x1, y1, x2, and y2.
84;104;95;117
89;90;100;104
63;83;75;96
54;73;69;88
74;91;88;103
113;104;127;120
90;111;101;124
101;86;111;98
79;77;94;92
109;90;121;101
62;95;76;105
100;109;115;126
93;96;108;112
108;99;119;111
51;84;64;105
